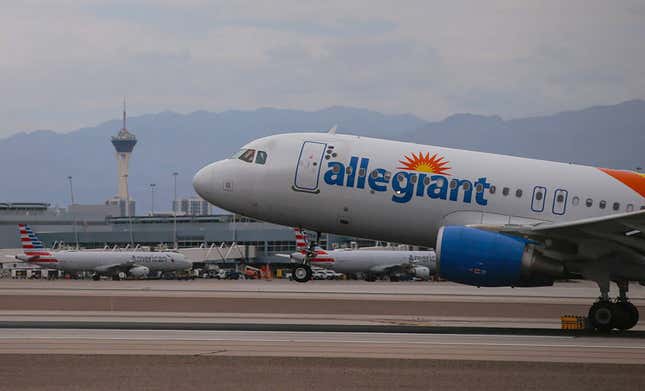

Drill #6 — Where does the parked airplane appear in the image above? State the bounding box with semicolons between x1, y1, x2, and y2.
194;130;645;331
280;228;434;282
15;224;192;280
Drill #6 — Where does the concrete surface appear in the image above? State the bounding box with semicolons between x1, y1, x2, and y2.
0;355;643;391
0;279;643;390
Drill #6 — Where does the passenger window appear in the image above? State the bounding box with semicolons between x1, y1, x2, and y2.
572;196;580;206
358;168;366;177
556;194;564;203
586;198;593;207
346;166;353;175
515;189;523;198
502;187;509;196
626;204;634;212
489;185;496;194
475;183;483;192
255;151;267;165
449;179;458;189
599;200;606;209
612;202;620;211
424;176;431;186
410;174;417;184
370;170;378;178
238;149;255;163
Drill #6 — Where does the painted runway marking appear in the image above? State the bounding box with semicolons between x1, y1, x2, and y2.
0;334;643;350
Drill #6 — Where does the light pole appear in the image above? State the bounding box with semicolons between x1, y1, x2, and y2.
67;176;79;249
173;172;178;249
124;174;134;247
150;183;156;215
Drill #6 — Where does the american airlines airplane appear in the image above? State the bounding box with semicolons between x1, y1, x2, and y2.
193;130;645;331
281;228;434;282
16;224;192;280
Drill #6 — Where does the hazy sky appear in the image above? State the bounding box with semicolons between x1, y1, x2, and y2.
2;0;644;136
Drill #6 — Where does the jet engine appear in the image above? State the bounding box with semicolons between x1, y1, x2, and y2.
128;266;150;278
436;226;565;287
412;266;430;280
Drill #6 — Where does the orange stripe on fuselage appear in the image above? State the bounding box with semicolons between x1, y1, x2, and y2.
598;168;645;198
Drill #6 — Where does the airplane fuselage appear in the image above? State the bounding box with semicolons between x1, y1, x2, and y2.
318;249;434;275
194;132;644;248
24;250;190;273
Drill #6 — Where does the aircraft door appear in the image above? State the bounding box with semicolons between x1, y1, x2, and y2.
531;186;547;213
293;141;327;192
552;189;568;215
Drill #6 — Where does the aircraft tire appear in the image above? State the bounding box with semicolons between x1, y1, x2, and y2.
588;301;615;332
292;265;312;283
92;274;101;281
614;302;639;330
112;274;121;281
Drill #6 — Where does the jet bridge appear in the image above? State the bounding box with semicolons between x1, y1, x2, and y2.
178;243;255;264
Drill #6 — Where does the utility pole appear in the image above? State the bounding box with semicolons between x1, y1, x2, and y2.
150;183;156;215
67;176;79;249
173;172;178;249
124;174;134;247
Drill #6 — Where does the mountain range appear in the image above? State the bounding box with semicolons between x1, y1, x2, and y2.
1;100;643;213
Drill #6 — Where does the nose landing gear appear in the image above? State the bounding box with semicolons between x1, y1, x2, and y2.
588;279;639;332
291;230;320;283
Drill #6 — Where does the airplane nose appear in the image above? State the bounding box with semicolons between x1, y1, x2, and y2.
193;164;214;200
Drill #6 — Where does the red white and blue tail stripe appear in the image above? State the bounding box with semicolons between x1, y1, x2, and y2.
293;228;334;264
18;224;45;250
17;224;56;263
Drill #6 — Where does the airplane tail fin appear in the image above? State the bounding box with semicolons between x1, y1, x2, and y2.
294;228;308;252
18;224;45;250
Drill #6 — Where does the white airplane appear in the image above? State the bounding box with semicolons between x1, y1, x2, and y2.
15;224;192;280
280;228;434;282
193;129;645;331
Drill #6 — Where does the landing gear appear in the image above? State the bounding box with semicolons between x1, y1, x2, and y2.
92;274;101;281
111;274;121;281
588;301;614;332
290;229;321;283
588;279;639;331
613;302;639;331
292;264;312;283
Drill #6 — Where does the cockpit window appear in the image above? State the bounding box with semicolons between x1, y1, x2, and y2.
255;150;267;165
230;149;245;159
238;149;256;163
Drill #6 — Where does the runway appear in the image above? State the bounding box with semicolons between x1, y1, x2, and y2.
0;279;643;390
0;328;644;363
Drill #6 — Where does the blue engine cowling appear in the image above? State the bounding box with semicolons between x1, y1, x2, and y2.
437;226;560;287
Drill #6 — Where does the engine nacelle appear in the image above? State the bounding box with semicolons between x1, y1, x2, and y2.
128;266;150;278
412;266;430;280
436;226;564;287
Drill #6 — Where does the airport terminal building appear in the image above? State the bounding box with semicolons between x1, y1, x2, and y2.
0;202;381;262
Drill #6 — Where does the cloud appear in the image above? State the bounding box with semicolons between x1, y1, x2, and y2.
0;0;644;135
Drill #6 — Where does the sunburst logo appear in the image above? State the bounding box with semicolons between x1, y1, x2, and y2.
397;152;451;175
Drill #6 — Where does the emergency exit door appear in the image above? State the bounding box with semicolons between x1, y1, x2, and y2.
293;141;327;192
552;189;568;215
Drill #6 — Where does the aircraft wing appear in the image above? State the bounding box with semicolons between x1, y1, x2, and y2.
368;263;408;274
471;209;645;262
94;262;135;274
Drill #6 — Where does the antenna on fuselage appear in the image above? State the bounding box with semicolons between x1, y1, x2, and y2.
327;125;338;135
